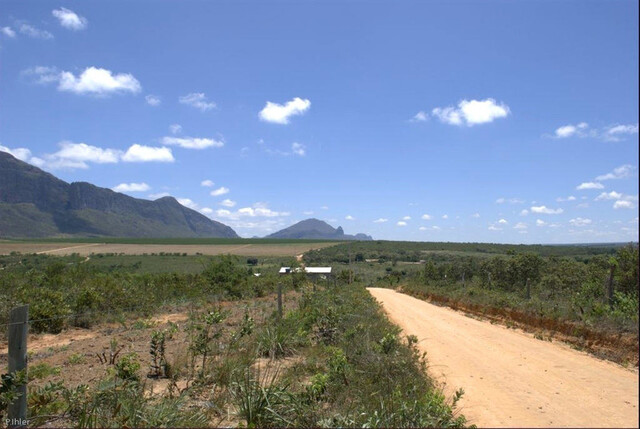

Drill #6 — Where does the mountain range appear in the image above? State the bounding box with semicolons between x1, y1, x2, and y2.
0;151;373;240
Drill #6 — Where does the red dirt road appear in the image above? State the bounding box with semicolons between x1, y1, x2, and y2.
368;287;639;428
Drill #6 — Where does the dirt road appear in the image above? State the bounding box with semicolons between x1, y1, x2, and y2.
368;287;639;428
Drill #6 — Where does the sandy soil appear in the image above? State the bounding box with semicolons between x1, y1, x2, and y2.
367;287;639;428
0;242;337;256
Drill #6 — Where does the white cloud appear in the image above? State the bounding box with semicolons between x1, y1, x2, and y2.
410;111;429;122
397;221;407;226
514;222;527;230
569;217;592;227
402;216;411;221
321;206;329;210
531;205;563;215
1;27;16;38
122;144;174;163
496;197;505;204
1;144;35;163
373;218;388;223
52;7;88;30
291;142;306;156
595;164;635;181
345;215;355;220
179;93;216;111
555;122;589;138
259;97;311;124
595;191;623;201
442;214;448;219
303;211;314;215
421;214;432;220
177;198;199;210
536;219;546;227
162;136;224;149
214;203;290;219
54;141;120;164
200;207;214;215
210;186;230;197
520;209;529;216
220;199;236;208
498;219;508;224
201;179;214;187
432;226;441;230
471;213;480;218
58;67;141;95
496;197;525;204
603;123;639;142
19;23;53;39
419;226;427;231
432;98;510;126
556;195;576;202
148;192;170;199
488;225;502;231
576;182;604;190
145;94;161;106
112;182;150;192
169;124;182;135
614;200;635;210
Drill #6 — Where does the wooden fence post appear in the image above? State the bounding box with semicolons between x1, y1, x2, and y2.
8;305;28;429
277;283;283;320
607;265;615;309
525;278;531;300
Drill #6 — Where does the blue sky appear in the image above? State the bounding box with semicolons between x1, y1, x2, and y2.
1;0;638;242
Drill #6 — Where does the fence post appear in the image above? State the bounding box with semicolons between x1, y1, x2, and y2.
8;305;28;429
277;283;283;320
607;265;615;309
461;272;465;287
525;277;531;300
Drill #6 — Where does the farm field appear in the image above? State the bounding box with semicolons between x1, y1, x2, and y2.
0;241;338;257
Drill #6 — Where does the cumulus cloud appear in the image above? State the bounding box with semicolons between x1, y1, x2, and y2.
569;217;592;227
26;66;141;96
122;144;174;163
19;23;53;39
112;182;150;192
613;200;637;210
373;218;388;223
52;7;88;31
531;205;563;215
220;199;236;208
536;219;546;227
520;209;529;216
551;123;637;142
345;215;355;220
595;164;635;181
52;141;120;165
432;98;510;126
421;214;432;220
498;219;508;224
303;210;314;215
161;136;224;149
419;226;427;231
210;187;229;197
145;94;161;106
496;197;525;204
576;182;604;190
514;222;527;230
179;93;216;111
471;213;480;218
259;97;311;124
291;142;306;156
397;221;407;226
556;195;576;202
214;203;290;220
554;122;589;138
1;27;16;38
402;216;412;221
442;214;448;219
410;111;429;122
595;191;623;201
169;124;182;135
488;225;502;231
177;198;199;210
201;179;214;187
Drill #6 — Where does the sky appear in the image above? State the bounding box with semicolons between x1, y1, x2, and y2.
0;0;638;243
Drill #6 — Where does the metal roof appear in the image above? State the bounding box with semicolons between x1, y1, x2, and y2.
279;266;332;274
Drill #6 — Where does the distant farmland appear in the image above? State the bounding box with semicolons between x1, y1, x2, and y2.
0;239;339;256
